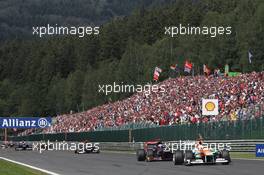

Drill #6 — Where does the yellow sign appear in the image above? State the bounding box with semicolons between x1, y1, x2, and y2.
202;99;219;116
205;102;215;111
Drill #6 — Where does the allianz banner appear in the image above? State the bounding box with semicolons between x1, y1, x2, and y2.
256;144;264;157
0;117;52;129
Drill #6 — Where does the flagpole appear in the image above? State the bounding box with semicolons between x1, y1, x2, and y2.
170;38;173;62
192;63;195;77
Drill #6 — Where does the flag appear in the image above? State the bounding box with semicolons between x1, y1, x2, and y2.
155;67;162;73
170;64;177;71
203;64;210;75
153;72;160;81
184;60;193;73
248;51;253;64
224;64;229;76
153;67;162;81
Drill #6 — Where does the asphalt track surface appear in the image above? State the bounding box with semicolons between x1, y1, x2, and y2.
1;149;264;175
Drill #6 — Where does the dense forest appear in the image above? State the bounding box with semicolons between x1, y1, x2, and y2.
0;0;263;117
0;0;174;40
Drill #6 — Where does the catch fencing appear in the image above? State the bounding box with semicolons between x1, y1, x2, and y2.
2;140;263;153
98;140;264;152
9;117;264;142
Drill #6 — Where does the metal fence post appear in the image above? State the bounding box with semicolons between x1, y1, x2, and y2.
261;117;263;138
129;129;132;142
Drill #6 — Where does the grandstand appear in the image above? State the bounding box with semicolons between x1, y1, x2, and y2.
19;71;264;136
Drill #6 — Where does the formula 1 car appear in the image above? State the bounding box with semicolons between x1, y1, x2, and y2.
173;148;231;166
136;140;173;162
14;141;33;151
1;141;15;149
8;141;15;148
74;141;100;154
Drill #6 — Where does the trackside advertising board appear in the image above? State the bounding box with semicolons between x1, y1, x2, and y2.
0;117;52;128
256;144;264;157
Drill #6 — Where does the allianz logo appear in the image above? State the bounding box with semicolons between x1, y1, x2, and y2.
257;148;264;153
1;118;49;128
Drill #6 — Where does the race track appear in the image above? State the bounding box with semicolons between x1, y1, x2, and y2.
0;149;263;175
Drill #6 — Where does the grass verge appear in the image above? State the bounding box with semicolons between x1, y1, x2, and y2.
230;152;264;160
0;159;47;175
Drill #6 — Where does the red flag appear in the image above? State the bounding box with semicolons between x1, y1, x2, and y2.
203;64;210;75
170;64;177;70
184;60;193;73
153;67;162;81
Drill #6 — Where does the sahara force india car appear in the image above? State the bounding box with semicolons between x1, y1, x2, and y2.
136;140;173;162
173;147;231;166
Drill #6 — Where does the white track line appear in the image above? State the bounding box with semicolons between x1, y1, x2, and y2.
232;158;264;161
0;157;61;175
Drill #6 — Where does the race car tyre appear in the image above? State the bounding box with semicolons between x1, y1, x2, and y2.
222;150;231;165
146;149;154;162
185;150;194;160
137;149;146;161
174;150;184;165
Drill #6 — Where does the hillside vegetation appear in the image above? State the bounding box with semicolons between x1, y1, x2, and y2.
0;0;263;117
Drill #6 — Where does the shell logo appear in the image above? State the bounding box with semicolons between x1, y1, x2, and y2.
202;99;219;116
205;102;215;111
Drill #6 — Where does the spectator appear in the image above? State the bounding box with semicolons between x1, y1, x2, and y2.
19;72;264;135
